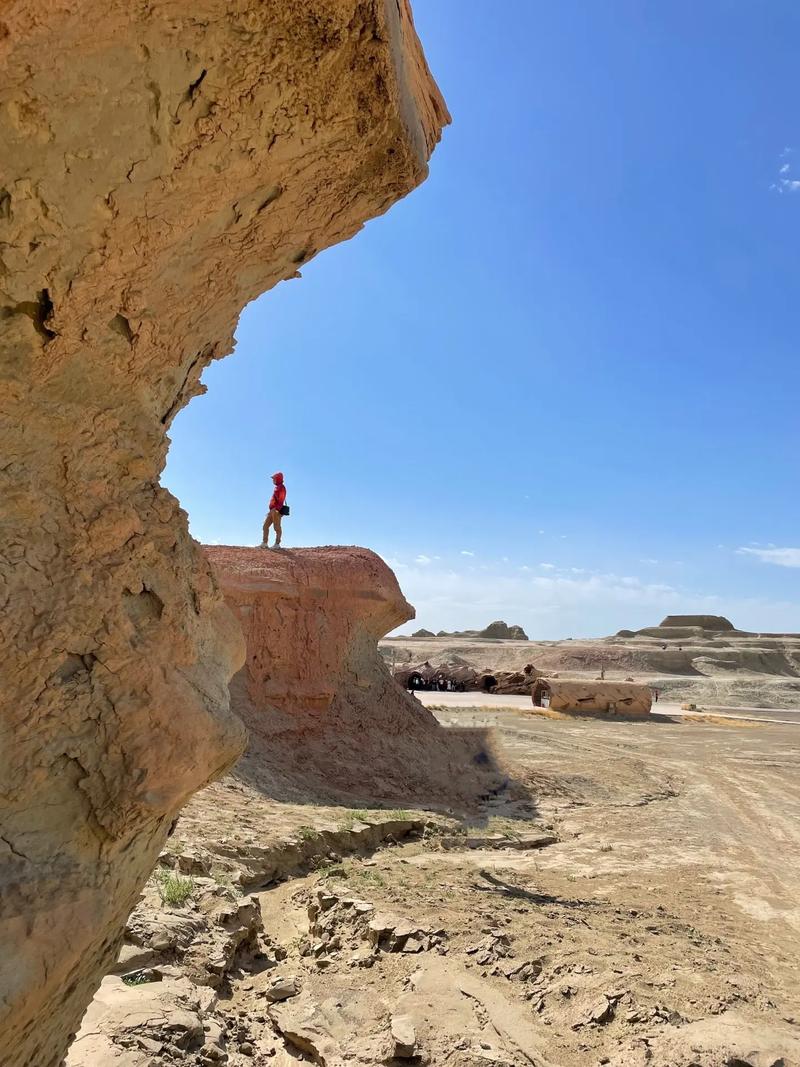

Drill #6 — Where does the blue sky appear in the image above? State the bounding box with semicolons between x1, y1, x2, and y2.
164;1;800;638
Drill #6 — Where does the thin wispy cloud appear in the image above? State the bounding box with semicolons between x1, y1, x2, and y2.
771;148;800;193
460;550;475;557
414;554;433;565
738;545;800;569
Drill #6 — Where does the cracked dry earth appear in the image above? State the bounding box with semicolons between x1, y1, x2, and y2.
68;710;800;1067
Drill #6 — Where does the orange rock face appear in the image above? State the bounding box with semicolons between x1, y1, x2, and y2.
0;4;447;1064
207;546;498;807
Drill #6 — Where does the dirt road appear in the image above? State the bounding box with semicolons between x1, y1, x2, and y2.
74;703;800;1066
418;689;800;726
243;707;800;1064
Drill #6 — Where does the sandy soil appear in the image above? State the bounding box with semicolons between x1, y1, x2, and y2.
239;708;800;1065
381;631;800;709
79;705;800;1066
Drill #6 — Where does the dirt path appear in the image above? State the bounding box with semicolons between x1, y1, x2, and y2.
418;690;800;725
71;708;800;1066
227;711;800;1065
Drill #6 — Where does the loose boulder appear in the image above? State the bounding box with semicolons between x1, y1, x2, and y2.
532;679;652;717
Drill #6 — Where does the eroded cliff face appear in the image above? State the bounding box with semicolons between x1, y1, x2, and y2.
0;4;448;1064
205;546;499;808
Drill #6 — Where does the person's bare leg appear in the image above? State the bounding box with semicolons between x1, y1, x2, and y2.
261;512;274;546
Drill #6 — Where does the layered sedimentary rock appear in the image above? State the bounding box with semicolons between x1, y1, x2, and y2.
532;679;653;717
206;546;499;806
0;4;447;1064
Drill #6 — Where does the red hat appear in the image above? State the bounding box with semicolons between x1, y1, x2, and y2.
272;471;284;482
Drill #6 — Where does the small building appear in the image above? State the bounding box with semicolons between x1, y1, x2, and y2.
531;679;652;717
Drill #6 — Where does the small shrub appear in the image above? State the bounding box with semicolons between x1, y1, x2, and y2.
337;810;363;831
156;867;194;907
122;971;151;986
350;867;386;888
316;861;348;879
383;809;411;821
485;816;523;840
297;825;320;842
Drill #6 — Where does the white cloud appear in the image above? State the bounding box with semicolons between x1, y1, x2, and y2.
539;562;556;570
738;546;800;569
770;150;800;193
414;554;433;566
460;550;475;557
385;555;800;638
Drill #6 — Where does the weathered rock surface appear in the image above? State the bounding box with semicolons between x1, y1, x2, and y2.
66;975;208;1066
532;679;653;717
0;4;447;1064
204;546;501;807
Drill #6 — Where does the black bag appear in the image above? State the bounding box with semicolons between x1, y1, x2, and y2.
280;505;290;516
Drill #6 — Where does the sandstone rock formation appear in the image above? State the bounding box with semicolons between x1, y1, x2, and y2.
532;679;653;717
205;546;499;807
0;5;448;1064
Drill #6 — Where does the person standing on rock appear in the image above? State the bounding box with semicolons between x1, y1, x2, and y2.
261;471;288;548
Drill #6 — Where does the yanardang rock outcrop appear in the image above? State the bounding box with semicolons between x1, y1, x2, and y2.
0;4;448;1064
205;546;498;807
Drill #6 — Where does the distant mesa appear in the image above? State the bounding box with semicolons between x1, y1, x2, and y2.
659;615;735;632
617;614;738;639
409;620;529;641
478;620;529;640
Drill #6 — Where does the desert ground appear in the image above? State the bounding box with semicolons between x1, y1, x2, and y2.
381;626;800;710
68;701;800;1066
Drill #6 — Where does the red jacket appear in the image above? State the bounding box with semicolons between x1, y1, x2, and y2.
269;483;286;511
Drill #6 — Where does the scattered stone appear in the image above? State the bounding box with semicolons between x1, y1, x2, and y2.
270;996;341;1065
264;977;300;1003
580;995;615;1027
367;912;443;953
391;1014;417;1058
65;976;206;1065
